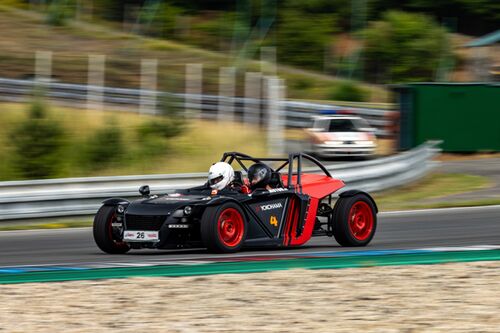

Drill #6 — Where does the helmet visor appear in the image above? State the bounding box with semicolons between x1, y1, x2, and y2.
250;168;266;185
209;175;224;186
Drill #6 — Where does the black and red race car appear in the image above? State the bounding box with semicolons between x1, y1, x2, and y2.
93;152;377;254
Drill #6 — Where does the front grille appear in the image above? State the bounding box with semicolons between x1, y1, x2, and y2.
125;214;167;231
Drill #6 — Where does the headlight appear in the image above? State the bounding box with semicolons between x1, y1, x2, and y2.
116;205;125;214
183;206;192;216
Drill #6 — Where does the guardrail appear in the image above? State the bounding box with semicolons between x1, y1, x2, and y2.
0;142;439;221
0;77;394;137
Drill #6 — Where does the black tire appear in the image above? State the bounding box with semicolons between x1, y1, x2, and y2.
332;194;377;247
93;205;130;254
201;202;247;253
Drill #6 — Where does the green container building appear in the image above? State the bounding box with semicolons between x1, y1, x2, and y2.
394;83;500;152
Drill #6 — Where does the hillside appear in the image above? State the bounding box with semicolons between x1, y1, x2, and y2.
0;6;389;102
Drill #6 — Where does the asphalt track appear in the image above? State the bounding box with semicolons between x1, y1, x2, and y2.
1;205;499;268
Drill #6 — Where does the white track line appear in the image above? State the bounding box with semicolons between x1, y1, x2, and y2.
1;245;500;270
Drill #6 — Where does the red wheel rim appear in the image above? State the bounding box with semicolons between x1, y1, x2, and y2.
217;208;244;247
348;201;374;241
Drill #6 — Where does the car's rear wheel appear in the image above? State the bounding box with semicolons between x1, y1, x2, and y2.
201;202;247;253
332;194;377;246
93;205;130;254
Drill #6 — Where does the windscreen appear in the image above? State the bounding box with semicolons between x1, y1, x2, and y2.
326;119;359;132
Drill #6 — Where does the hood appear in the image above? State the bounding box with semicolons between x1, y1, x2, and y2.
146;194;209;205
125;194;211;216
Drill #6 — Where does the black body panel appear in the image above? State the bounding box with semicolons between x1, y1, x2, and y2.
115;187;308;249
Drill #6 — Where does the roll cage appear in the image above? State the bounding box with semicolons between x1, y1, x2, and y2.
220;152;333;190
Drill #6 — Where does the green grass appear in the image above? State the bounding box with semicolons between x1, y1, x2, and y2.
0;102;267;180
374;173;492;211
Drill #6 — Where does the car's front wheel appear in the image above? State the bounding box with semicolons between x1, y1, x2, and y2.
332;194;377;246
93;205;130;254
201;202;247;253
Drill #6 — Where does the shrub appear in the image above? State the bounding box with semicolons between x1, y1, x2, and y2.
10;100;65;179
291;77;314;90
329;82;367;102
139;92;185;135
46;0;75;26
190;12;239;50
84;120;124;169
363;11;451;83
141;2;183;38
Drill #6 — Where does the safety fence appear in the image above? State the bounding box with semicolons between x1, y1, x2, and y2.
0;142;439;221
0;77;395;137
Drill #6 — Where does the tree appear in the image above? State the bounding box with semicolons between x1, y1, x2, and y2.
10;100;65;179
363;11;451;83
276;9;335;70
369;0;500;35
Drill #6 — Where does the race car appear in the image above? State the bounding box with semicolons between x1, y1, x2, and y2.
305;115;377;158
93;152;377;254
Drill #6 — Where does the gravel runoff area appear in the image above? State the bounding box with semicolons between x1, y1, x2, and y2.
1;262;499;332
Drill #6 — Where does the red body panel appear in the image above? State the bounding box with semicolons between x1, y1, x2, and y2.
282;174;345;199
288;197;319;246
282;198;298;246
281;173;344;246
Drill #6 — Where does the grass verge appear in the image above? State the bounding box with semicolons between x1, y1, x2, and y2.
374;173;492;211
0;220;92;231
401;198;500;210
0;102;267;180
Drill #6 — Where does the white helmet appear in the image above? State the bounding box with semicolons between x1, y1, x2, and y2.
208;162;235;191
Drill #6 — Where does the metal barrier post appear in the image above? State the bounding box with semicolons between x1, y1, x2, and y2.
266;76;285;156
218;67;236;122
140;59;158;115
35;50;52;93
244;72;261;125
185;63;203;118
87;54;105;111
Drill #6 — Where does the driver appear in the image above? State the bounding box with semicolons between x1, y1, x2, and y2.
208;162;235;192
247;163;272;190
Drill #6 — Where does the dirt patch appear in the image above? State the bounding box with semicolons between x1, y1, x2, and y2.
1;261;499;332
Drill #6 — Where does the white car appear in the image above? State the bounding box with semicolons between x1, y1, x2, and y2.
305;115;377;158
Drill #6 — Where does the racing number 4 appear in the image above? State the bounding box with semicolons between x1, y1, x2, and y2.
270;216;278;227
